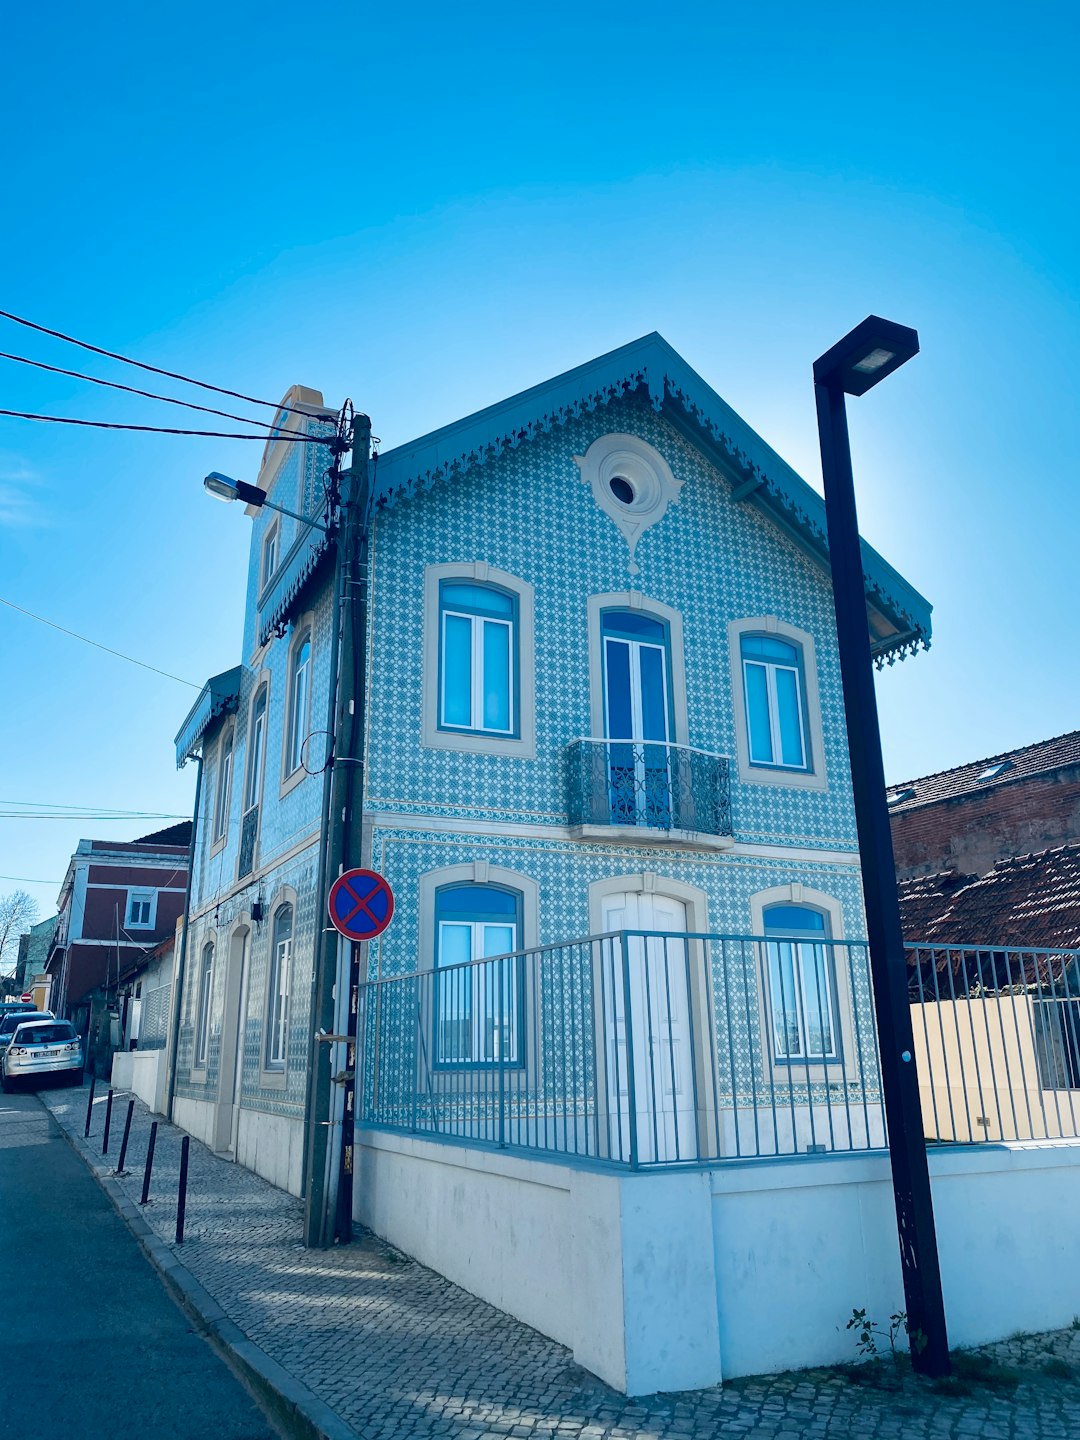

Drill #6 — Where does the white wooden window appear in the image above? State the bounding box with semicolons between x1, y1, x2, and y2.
195;941;214;1066
212;728;234;842
285;634;312;776
266;905;293;1069
127;891;154;928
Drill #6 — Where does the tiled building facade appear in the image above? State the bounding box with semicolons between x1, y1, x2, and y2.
171;336;932;1195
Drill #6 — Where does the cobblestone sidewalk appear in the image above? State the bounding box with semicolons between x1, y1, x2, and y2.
42;1087;1080;1440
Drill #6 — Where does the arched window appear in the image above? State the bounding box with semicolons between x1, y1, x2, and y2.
434;884;522;1066
762;904;837;1062
740;634;809;771
212;728;234;844
265;904;293;1070
438;581;517;736
195;941;214;1067
285;632;312;776
244;686;268;814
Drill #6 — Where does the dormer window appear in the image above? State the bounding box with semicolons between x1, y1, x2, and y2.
977;761;1012;781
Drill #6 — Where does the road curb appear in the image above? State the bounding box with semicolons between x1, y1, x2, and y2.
43;1095;359;1440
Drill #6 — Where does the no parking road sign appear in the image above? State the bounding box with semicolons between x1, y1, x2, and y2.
327;868;395;942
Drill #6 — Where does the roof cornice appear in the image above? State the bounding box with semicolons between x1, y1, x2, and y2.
372;333;931;661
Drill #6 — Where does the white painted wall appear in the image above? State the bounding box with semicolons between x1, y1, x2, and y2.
357;1130;1080;1393
172;1095;303;1193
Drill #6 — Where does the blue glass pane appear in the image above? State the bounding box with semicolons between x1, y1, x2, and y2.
767;941;802;1058
482;620;511;731
441;614;472;726
801;943;834;1057
744;662;774;763
438;922;472;968
601;610;666;642
764;905;826;933
437;885;518;919
638;645;669;741
441;582;514;619
481;925;515;957
775;667;805;767
742;635;798;664
605;639;633;739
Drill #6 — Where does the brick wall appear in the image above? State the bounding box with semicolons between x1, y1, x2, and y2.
891;765;1080;879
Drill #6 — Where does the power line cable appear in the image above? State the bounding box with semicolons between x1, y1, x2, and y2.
0;798;186;814
0;349;300;430
0;874;61;885
0;812;186;820
0;309;316;419
0;597;201;688
0;406;338;442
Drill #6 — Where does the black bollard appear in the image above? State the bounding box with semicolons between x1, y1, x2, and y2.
83;1076;97;1138
102;1089;114;1156
176;1135;190;1245
116;1099;135;1174
140;1121;158;1205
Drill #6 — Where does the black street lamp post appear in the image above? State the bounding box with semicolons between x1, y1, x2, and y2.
814;316;950;1378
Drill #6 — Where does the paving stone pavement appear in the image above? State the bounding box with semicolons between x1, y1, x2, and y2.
41;1087;1080;1440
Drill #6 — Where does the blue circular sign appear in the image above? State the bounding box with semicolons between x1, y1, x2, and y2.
327;868;395;942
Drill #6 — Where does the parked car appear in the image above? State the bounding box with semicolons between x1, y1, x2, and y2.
0;1009;53;1054
0;1000;39;1021
1;1019;83;1090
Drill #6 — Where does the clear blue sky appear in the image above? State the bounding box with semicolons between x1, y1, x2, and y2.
1;1;1076;920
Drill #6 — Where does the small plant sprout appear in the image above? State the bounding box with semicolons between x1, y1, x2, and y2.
846;1307;915;1361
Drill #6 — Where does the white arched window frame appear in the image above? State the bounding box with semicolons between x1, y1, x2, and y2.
422;564;535;758
265;902;294;1073
282;621;314;789
749;885;857;1085
728;617;828;792
243;679;270;815
194;938;215;1071
211;725;235;850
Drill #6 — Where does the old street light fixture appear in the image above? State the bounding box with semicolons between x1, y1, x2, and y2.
203;472;329;532
814;315;950;1379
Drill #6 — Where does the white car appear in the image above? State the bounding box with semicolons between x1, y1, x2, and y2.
1;1019;83;1090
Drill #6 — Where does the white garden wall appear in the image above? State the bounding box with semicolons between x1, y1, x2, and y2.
357;1129;1080;1394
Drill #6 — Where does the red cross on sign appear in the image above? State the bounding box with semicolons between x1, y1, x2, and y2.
327;868;395;942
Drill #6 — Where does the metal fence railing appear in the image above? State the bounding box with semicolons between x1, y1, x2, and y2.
358;930;890;1167
357;933;1080;1168
908;943;1080;1143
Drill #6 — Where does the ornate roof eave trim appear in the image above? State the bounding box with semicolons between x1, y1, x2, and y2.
173;665;243;768
256;524;333;648
371;333;932;663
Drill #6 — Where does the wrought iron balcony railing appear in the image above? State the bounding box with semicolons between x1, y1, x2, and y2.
566;739;732;838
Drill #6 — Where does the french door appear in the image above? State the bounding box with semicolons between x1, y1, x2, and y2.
602;614;672;827
601;891;698;1163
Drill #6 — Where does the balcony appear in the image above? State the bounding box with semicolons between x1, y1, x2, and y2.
566;739;733;849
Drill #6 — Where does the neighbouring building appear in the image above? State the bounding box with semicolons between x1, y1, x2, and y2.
14;914;56;998
890;729;1080;881
46;823;190;1073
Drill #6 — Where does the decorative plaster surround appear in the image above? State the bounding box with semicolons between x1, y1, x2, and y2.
574;433;682;576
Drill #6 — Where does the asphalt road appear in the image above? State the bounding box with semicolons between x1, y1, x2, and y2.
0;1088;281;1440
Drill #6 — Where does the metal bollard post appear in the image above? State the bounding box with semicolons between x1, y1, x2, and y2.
140;1121;158;1205
83;1076;97;1138
115;1099;135;1174
102;1089;114;1156
175;1135;190;1245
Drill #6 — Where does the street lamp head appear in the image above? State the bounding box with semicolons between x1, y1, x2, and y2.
813;315;919;397
203;472;268;507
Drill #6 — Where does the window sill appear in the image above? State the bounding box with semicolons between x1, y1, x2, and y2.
423;729;536;760
278;765;307;801
259;1066;288;1091
568;824;734;852
738;762;828;793
209;835;228;858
